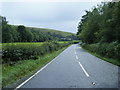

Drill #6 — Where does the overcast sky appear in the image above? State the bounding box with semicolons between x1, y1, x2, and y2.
1;2;102;33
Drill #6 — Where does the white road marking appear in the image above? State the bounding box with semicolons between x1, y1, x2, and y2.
14;56;58;90
74;48;76;55
74;47;78;59
76;55;78;59
74;47;78;57
78;61;90;77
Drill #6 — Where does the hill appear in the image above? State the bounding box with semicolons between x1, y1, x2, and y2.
1;16;77;43
27;27;77;41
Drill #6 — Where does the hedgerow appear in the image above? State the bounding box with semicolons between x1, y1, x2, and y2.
81;42;120;60
2;41;71;64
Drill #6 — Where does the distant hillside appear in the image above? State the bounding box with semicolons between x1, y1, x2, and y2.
1;16;77;43
27;27;77;41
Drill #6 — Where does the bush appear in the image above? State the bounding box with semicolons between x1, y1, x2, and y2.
2;41;71;64
81;42;120;60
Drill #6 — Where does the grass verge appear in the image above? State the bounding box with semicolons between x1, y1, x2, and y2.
2;46;69;88
81;46;120;67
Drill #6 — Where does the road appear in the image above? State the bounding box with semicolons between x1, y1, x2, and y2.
16;44;118;88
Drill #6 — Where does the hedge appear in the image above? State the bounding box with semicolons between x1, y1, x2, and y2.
81;42;120;60
2;41;71;64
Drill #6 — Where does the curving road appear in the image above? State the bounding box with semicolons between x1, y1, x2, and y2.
16;44;118;88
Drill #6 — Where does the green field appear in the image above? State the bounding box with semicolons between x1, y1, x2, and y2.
2;42;43;45
1;41;72;46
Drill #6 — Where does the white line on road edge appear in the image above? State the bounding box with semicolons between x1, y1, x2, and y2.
14;56;58;90
76;55;78;59
78;61;90;77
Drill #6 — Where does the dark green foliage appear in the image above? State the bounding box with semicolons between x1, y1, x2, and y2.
77;2;120;63
77;2;120;43
2;17;17;43
2;41;71;64
17;25;27;42
81;42;120;61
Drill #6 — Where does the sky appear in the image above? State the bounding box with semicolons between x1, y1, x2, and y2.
0;1;103;33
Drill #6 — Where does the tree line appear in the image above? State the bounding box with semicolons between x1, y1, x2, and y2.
1;16;77;43
77;2;120;44
77;2;120;65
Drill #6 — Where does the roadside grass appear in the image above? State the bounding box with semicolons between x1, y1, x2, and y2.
81;46;120;67
2;46;69;87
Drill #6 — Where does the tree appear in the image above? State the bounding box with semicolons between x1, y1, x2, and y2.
2;17;13;43
77;2;120;44
17;25;33;42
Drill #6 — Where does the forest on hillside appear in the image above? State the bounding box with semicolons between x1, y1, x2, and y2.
77;2;120;64
1;16;77;43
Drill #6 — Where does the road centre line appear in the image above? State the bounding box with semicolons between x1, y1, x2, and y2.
74;48;78;59
74;48;77;55
76;55;78;59
74;46;90;77
14;56;58;90
78;61;90;77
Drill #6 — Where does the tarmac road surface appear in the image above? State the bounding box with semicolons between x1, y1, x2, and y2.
16;44;118;88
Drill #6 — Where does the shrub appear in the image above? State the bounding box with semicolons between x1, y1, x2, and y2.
2;41;71;64
81;42;120;60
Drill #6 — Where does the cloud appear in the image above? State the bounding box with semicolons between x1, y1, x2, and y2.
1;2;100;33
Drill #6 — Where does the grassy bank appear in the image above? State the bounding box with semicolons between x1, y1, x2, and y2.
2;46;69;87
81;43;120;67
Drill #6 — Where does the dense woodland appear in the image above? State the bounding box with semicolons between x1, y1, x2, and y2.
1;16;77;43
77;2;120;63
77;2;120;43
